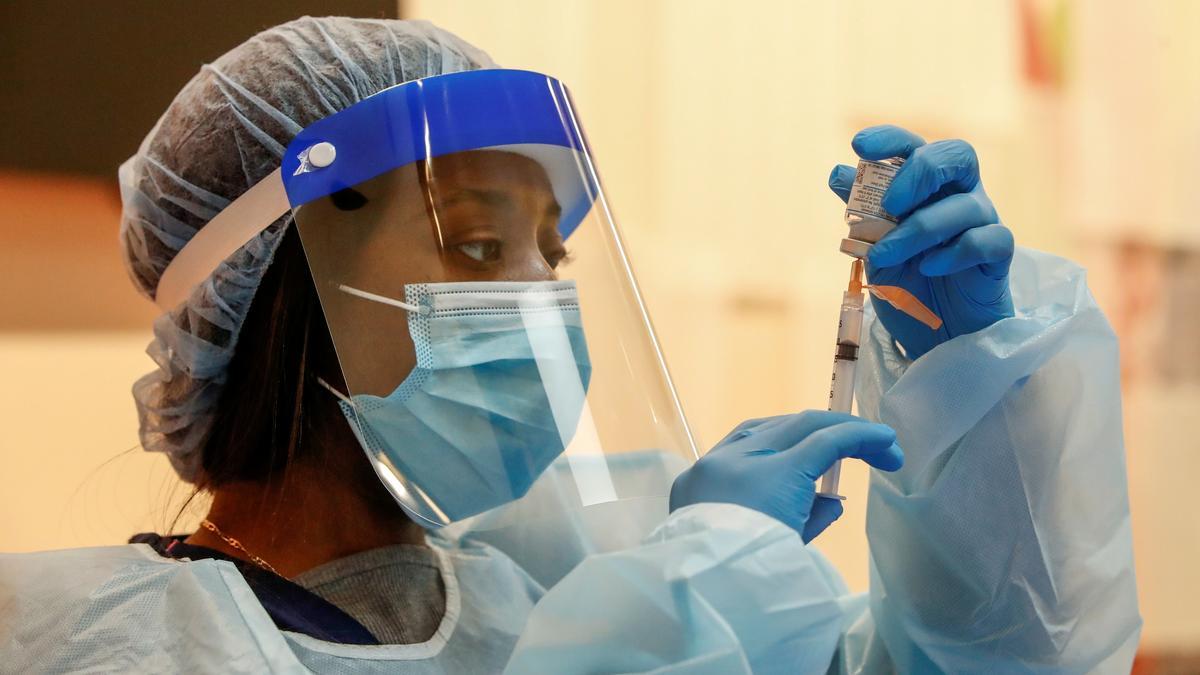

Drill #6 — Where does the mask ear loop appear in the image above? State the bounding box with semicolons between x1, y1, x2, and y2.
338;284;428;315
316;284;430;405
316;376;354;405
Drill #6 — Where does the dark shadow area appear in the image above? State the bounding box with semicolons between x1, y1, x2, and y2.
0;1;396;177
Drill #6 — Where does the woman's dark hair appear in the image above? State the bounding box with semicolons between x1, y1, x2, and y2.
196;225;335;489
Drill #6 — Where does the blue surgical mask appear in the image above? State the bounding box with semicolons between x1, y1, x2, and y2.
327;280;592;525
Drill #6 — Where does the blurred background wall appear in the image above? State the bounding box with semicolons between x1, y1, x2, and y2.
0;0;399;558
1;0;1196;669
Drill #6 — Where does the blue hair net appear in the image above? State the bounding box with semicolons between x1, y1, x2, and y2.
118;17;495;482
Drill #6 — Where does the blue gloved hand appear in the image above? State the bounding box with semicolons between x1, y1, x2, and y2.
829;125;1015;359
669;411;903;543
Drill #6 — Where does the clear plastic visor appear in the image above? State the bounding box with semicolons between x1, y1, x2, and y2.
293;143;697;538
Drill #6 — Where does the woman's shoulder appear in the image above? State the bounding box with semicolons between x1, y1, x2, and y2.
0;541;261;616
0;543;202;632
0;543;298;673
0;545;169;670
1;542;179;586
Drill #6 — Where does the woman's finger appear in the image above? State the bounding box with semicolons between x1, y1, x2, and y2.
918;224;1015;278
869;192;997;268
851;125;926;161
755;410;863;451
883;139;981;216
828;164;856;204
785;421;904;478
802;497;845;543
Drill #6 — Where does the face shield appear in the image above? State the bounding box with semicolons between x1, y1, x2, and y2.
154;69;698;539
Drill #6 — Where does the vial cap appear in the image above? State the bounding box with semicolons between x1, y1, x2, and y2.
839;238;872;259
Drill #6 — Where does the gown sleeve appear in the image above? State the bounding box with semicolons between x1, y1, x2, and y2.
503;501;853;675
505;248;1140;674
835;247;1141;673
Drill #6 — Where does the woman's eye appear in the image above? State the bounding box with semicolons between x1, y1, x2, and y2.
456;240;502;263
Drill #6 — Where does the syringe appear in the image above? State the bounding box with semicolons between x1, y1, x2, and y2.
816;258;865;500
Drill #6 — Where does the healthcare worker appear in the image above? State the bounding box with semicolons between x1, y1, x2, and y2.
0;17;1139;674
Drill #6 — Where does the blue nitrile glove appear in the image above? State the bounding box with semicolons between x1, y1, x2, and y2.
829;125;1015;359
669;411;904;543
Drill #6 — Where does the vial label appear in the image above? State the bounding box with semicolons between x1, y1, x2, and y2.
845;158;903;243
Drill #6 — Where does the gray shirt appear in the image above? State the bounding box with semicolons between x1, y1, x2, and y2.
292;544;446;644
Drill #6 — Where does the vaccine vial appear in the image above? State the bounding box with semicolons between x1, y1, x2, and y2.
840;157;904;258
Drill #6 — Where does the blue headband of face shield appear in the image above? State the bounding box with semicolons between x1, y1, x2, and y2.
153;69;600;311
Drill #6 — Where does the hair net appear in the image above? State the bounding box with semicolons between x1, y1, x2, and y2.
118;17;496;482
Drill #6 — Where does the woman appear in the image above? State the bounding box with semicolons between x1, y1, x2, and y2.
0;17;1138;673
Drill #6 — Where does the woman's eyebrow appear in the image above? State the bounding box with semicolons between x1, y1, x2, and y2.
438;188;561;218
438;188;512;209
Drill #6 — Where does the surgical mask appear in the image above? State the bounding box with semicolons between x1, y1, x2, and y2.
324;280;592;524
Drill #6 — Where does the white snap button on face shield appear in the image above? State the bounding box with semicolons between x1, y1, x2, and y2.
308;141;337;168
292;141;338;176
152;69;698;542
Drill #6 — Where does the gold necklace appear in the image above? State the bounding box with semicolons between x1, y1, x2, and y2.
199;519;280;576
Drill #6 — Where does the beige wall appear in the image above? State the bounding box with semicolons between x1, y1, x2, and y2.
0;172;200;551
0;332;199;550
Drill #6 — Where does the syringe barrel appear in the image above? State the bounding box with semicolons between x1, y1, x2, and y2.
826;298;861;434
828;358;856;413
818;291;865;500
836;291;864;352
